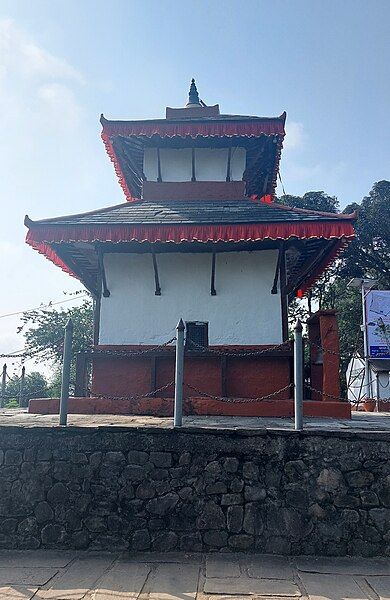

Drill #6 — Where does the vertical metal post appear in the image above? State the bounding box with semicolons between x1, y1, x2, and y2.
18;365;26;408
174;319;185;428
361;284;373;400
59;318;74;426
294;319;304;431
1;364;6;408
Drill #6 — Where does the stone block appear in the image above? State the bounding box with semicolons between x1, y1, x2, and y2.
227;505;243;533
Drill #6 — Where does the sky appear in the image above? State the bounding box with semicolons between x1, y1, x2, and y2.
0;0;389;367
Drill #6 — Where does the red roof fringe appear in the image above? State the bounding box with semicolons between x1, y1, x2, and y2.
100;118;286;139
26;221;355;246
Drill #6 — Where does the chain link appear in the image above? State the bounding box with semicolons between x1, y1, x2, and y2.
306;384;390;405
90;338;176;358
184;382;293;403
87;379;175;402
186;339;291;358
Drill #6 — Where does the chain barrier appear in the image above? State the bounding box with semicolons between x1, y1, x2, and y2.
90;338;176;358
184;382;293;403
307;384;390;406
86;379;175;402
186;339;291;358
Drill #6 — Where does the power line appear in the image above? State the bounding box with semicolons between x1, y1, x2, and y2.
0;294;89;320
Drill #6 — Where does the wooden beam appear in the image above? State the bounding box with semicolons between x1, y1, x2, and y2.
157;147;162;182
151;247;161;295
211;250;217;295
286;240;338;296
191;147;196;182
226;147;232;182
98;252;110;297
279;247;289;342
271;243;283;294
52;244;97;296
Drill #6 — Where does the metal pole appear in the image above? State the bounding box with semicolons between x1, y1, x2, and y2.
174;319;185;427
1;364;6;408
361;284;372;400
59;318;74;426
294;319;304;431
18;365;25;408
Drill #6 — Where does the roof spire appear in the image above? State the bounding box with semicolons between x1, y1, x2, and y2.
186;78;201;107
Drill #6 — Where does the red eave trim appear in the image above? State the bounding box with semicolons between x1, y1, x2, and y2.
100;118;286;139
101;132;135;202
26;220;355;246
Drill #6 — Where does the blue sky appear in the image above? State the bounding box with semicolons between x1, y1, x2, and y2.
0;0;389;361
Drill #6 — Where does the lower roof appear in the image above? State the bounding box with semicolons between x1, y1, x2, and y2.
25;197;355;299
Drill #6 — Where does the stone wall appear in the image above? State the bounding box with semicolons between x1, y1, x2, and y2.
0;426;390;556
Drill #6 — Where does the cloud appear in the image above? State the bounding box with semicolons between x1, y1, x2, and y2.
0;18;84;84
0;19;84;132
283;121;305;150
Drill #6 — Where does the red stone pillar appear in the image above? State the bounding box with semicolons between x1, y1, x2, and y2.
307;310;341;402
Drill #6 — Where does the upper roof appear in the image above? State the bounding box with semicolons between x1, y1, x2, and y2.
100;79;287;201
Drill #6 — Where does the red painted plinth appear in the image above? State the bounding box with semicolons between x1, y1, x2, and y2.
29;397;351;419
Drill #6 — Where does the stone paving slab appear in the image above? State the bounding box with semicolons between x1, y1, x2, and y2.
203;576;301;596
296;556;390;575
246;555;294;580
147;563;200;599
0;551;75;569
298;573;369;600
206;555;242;578
0;568;59;586
3;409;390;433
35;555;117;599
90;562;150;599
365;576;390;600
0;551;390;599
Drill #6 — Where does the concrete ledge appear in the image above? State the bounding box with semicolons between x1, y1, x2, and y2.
28;397;351;419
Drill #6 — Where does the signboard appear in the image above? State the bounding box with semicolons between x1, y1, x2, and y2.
365;290;390;359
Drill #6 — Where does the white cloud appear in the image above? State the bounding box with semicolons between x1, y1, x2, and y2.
0;19;84;132
0;18;84;84
284;121;305;150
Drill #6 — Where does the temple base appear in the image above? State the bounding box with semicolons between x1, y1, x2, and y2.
29;397;351;419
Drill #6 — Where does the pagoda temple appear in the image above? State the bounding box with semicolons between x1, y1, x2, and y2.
25;80;355;418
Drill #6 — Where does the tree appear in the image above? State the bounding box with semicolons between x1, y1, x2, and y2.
280;182;390;390
341;181;390;287
17;297;94;364
277;191;339;213
4;371;49;407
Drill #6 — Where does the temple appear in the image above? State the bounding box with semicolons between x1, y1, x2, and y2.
25;80;355;418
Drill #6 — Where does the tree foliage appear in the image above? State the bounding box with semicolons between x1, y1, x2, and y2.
341;181;390;287
4;371;49;407
17;297;93;363
281;181;390;386
278;191;339;213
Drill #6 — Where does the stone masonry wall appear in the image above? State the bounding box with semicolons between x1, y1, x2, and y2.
0;426;390;556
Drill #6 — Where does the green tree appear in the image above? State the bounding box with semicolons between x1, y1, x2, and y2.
341;181;390;287
17;297;93;364
4;371;49;408
278;191;339;213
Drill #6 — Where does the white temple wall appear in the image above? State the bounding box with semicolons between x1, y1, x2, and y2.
99;250;283;345
143;147;246;182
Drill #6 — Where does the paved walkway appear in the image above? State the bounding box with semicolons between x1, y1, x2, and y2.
1;551;390;599
2;409;390;433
